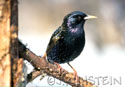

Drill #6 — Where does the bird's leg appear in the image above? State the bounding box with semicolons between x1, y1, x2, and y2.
43;53;62;74
54;62;63;74
43;53;61;74
67;63;79;84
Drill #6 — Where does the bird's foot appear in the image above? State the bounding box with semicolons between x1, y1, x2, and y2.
74;71;79;84
67;63;79;84
54;62;63;74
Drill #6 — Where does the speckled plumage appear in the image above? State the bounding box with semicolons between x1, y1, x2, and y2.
46;11;87;64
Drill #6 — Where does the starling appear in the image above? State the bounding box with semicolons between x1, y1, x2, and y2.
43;11;97;82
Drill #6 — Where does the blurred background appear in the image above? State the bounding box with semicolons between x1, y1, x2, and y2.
18;0;125;87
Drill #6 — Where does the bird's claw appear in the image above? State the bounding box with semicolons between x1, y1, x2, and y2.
74;72;79;85
54;62;62;74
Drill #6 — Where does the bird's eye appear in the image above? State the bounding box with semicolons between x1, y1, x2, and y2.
72;15;83;23
77;16;82;21
68;15;83;25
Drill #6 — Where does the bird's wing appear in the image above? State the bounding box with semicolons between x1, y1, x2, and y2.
46;27;64;53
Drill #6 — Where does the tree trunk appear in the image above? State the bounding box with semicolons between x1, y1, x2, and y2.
0;0;24;87
0;0;11;87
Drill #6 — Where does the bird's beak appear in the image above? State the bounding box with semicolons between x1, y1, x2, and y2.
84;15;97;20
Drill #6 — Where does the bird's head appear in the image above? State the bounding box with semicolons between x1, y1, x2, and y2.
62;11;97;29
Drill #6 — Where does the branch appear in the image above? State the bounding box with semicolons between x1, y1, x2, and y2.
18;40;96;87
27;69;46;83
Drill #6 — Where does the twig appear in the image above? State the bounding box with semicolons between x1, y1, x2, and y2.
18;40;96;87
27;69;47;83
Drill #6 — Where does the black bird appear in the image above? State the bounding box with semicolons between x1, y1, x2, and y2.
43;11;97;82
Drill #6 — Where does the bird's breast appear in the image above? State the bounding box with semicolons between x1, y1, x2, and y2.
64;29;85;53
62;31;85;62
